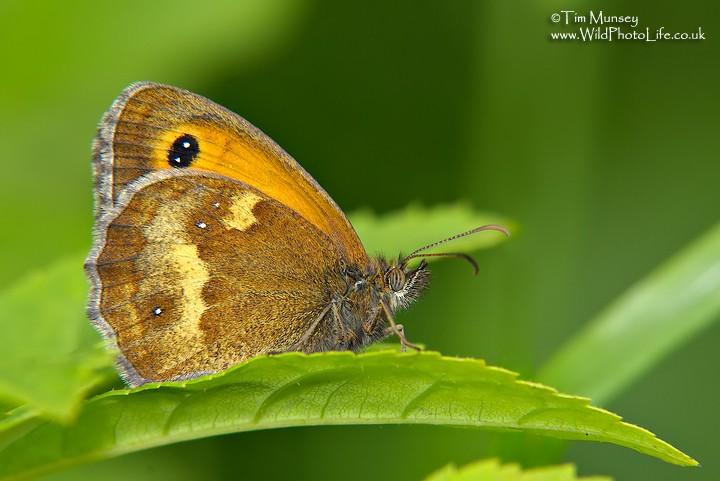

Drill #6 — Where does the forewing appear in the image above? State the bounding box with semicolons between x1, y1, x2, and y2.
86;171;345;385
93;82;368;265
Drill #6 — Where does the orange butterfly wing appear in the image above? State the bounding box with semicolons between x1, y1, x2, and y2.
93;82;367;265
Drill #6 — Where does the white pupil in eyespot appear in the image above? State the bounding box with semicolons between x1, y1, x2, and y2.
168;134;199;168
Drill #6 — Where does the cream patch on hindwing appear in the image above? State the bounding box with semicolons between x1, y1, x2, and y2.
221;190;262;231
138;195;210;354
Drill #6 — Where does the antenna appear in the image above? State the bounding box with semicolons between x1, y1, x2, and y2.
401;224;509;275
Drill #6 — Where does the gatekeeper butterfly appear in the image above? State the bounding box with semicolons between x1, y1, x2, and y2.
85;82;507;386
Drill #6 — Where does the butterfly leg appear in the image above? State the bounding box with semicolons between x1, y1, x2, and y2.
379;299;421;352
288;302;333;352
382;324;421;352
331;301;357;345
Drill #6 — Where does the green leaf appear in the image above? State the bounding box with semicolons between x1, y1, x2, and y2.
0;257;115;423
0;351;696;480
0;406;42;453
351;204;510;258
424;459;611;481
0;204;507;424
538;222;720;404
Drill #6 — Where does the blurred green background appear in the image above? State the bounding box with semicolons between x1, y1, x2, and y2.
1;0;717;480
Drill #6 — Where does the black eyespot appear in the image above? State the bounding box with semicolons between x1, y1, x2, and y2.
168;134;199;168
152;306;163;317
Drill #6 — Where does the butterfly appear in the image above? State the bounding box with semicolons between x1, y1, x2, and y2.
85;82;507;386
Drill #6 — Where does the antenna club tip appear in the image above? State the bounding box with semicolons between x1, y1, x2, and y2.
479;224;510;237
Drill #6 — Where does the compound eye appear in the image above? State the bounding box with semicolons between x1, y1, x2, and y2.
386;268;406;292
